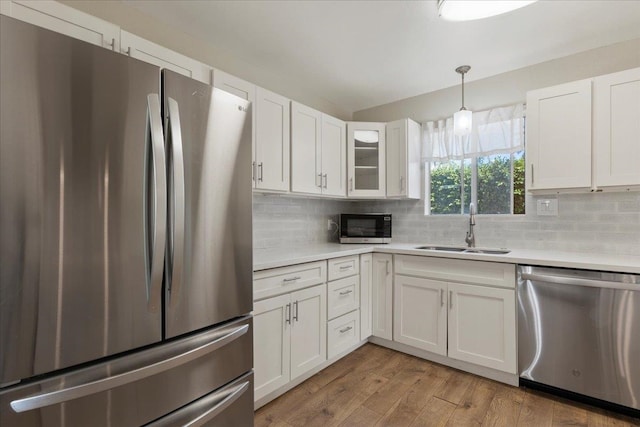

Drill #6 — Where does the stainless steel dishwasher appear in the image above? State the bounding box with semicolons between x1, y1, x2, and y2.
518;266;640;412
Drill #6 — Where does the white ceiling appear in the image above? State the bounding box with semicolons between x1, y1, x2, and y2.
125;0;640;113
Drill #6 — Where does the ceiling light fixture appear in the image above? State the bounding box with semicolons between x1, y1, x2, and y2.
438;0;538;22
454;65;472;136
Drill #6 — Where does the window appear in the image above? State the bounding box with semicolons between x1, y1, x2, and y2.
423;104;525;215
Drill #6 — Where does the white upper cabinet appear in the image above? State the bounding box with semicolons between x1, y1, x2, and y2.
321;114;347;197
120;31;212;84
386;118;421;199
290;102;346;197
213;70;258;186
255;87;291;192
347;122;386;198
291;102;323;195
1;0;120;50
593;67;640;189
526;79;592;192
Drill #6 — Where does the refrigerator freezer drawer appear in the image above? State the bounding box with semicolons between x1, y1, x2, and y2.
0;316;252;426
147;372;254;427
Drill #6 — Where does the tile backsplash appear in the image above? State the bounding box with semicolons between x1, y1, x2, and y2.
253;192;640;256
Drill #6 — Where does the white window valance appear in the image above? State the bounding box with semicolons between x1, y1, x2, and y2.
422;103;525;161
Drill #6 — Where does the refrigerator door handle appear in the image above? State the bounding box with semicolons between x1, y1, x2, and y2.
166;97;186;304
9;323;249;413
147;94;167;313
146;379;250;427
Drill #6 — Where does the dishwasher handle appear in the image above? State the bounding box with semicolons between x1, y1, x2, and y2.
520;272;639;292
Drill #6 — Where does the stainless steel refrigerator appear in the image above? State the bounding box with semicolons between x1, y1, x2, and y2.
0;15;254;426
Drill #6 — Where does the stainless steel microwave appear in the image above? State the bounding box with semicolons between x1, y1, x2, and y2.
339;213;391;244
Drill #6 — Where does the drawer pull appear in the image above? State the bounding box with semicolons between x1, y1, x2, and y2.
282;276;301;283
339;265;353;271
339;326;353;333
339;289;353;296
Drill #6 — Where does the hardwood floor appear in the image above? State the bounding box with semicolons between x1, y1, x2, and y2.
255;343;640;427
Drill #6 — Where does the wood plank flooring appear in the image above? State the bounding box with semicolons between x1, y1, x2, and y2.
255;343;640;427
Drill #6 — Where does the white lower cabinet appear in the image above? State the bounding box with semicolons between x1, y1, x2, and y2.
359;253;373;340
253;293;291;401
327;310;360;358
447;282;516;373
253;284;326;401
372;253;393;340
393;255;517;374
393;276;446;355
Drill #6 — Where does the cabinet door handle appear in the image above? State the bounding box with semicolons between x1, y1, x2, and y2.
449;291;453;309
339;289;353;296
282;276;301;283
400;176;404;192
339;326;353;333
258;162;264;182
285;303;291;324
252;161;256;182
323;173;328;189
440;288;444;307
317;173;323;187
293;301;299;322
531;164;534;185
349;177;354;192
386;260;390;275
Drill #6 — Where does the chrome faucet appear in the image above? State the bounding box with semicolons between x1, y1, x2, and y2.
465;203;476;248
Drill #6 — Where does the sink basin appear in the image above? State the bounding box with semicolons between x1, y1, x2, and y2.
415;245;466;252
415;245;510;255
464;248;511;255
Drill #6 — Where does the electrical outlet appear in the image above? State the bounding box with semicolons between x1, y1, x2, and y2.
536;199;558;216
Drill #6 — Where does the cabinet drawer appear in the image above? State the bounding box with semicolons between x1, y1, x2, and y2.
328;255;359;281
327;275;360;320
395;255;515;289
254;261;326;300
327;310;360;359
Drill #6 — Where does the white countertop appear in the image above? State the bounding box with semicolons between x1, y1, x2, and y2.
254;243;640;274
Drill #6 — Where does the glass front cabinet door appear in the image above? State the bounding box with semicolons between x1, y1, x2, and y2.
347;122;386;197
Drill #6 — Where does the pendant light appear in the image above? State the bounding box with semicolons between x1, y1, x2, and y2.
453;65;472;136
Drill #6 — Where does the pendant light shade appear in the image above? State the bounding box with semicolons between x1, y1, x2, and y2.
454;109;472;136
453;65;472;136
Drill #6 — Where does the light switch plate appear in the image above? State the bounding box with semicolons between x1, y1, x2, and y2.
536;198;558;216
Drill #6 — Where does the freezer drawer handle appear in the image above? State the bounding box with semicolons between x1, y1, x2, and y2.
10;324;249;413
146;379;250;427
520;272;639;291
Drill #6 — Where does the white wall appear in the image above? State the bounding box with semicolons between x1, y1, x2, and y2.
60;0;351;120
353;38;640;123
349;39;640;257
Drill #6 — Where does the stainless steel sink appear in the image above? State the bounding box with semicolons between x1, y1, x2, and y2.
464;248;511;255
414;245;466;252
415;245;510;255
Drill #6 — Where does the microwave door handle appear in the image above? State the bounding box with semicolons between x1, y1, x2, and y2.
146;94;166;313
166;98;186;307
